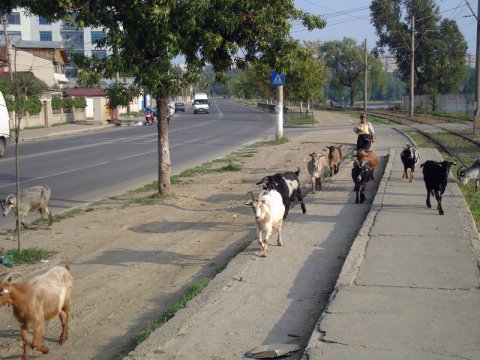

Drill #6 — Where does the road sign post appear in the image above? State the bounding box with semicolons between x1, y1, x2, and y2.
272;71;285;140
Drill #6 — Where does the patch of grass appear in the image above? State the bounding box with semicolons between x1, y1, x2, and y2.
218;163;242;172
52;208;85;222
132;193;164;206
5;248;57;265
125;277;210;354
130;181;158;193
286;112;315;126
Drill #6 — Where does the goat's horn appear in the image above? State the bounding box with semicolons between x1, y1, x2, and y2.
247;191;255;201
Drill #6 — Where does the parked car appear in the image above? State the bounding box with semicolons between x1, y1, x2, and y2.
168;102;175;118
175;102;185;112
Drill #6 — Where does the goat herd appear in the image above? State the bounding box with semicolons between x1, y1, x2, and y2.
246;143;480;259
0;143;479;360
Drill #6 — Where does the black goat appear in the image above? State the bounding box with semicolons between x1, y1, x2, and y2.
420;160;455;215
400;144;420;182
256;168;306;219
351;160;372;204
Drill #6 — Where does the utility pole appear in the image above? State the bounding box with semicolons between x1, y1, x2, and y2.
474;1;480;134
364;38;368;112
410;14;415;119
1;14;13;82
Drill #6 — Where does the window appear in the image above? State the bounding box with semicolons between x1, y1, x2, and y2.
91;50;107;59
7;12;20;25
65;66;76;78
38;16;52;25
0;31;21;41
91;31;106;45
61;20;80;30
61;31;84;48
40;31;52;42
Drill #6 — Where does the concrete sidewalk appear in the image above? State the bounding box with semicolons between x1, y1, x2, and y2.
304;146;480;360
123;122;480;359
14;122;117;142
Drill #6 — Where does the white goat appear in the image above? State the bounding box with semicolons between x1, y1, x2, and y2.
1;185;53;229
246;190;285;257
0;264;73;360
307;151;329;193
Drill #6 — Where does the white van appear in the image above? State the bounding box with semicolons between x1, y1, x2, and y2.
193;93;209;114
0;91;10;158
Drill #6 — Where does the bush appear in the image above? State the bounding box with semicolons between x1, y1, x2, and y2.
51;96;62;111
73;96;87;108
25;97;42;115
62;97;74;110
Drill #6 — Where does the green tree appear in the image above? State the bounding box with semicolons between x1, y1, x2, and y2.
285;45;326;111
370;0;467;96
10;0;325;196
319;38;380;107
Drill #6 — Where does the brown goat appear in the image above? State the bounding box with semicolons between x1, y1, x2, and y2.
0;264;73;360
325;144;343;176
357;149;379;180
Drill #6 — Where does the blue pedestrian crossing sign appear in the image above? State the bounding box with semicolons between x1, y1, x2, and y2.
271;71;285;86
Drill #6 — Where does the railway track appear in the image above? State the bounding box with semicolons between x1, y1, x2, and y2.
365;110;479;168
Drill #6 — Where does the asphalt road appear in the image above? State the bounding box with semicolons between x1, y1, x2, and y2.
0;99;276;230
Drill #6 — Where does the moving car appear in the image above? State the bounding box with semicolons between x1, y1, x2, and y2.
175;102;185;112
193;93;209;114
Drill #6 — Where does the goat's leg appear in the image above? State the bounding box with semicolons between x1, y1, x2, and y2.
476;180;479;192
311;178;316;194
59;299;71;344
258;230;269;257
31;321;49;354
426;189;432;209
296;191;307;214
316;178;322;191
276;226;283;247
435;190;444;215
20;324;30;360
360;186;366;203
45;206;53;226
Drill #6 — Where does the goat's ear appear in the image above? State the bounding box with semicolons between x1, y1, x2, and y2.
244;200;253;206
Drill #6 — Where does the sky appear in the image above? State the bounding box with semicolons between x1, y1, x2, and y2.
293;0;478;54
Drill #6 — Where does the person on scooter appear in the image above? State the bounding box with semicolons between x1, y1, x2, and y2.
145;106;154;125
354;112;375;151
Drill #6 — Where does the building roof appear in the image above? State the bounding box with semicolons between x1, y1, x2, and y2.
11;39;65;50
64;87;107;97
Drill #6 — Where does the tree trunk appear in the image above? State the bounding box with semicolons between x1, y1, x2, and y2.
156;95;171;196
350;88;355;107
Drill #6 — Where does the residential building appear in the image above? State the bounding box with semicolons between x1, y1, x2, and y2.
379;55;398;73
0;39;69;87
1;8;107;81
465;53;476;68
